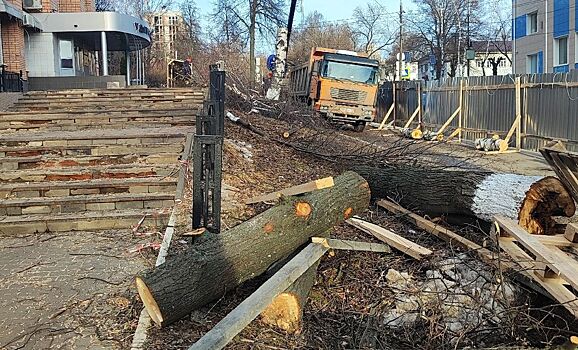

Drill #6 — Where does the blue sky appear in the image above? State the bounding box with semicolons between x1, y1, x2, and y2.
193;0;401;53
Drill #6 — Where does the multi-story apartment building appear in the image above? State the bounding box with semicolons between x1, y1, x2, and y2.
148;11;183;59
0;0;151;89
513;0;576;73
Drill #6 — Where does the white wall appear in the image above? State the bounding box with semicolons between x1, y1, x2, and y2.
25;32;58;77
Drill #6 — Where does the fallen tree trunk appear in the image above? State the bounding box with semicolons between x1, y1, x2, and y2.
135;171;370;327
352;165;575;234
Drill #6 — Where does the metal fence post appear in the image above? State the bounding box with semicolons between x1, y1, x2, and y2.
192;64;225;233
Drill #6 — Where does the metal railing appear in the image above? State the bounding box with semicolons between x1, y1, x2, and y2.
0;65;24;92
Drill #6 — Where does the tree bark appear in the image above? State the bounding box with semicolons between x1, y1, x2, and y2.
136;171;370;327
351;165;575;233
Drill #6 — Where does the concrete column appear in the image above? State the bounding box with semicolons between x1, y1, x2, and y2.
125;50;131;85
101;31;108;76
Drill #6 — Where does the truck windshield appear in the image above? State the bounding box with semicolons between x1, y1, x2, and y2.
321;60;378;85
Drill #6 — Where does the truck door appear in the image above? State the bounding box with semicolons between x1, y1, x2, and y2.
309;60;321;101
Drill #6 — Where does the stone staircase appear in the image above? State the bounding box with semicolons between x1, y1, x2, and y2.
0;88;202;235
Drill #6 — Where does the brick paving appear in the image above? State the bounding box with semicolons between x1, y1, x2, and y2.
0;230;152;349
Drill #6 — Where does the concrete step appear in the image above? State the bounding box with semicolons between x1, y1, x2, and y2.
24;88;202;97
0;208;172;235
0;119;195;133
0;192;175;216
0;177;177;199
0;163;178;183
10;102;201;112
0;142;184;158
0;106;198;118
0;126;192;147
17;96;204;103
0;153;180;170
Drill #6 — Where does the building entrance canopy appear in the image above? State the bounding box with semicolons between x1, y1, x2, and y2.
31;11;151;51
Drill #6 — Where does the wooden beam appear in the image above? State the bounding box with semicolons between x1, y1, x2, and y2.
188;243;329;350
378;103;395;130
565;223;578;243
346;217;432;260
497;238;578;318
436;107;461;135
311;237;391;253
246;177;334;204
376;199;488;254
403;106;420;129
494;215;578;291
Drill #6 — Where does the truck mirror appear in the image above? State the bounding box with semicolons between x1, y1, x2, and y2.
312;61;320;75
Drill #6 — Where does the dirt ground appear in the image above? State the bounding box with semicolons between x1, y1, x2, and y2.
1;109;573;350
141;113;577;350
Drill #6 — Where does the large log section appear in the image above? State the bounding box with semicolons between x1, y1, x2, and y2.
136;171;371;327
351;165;575;234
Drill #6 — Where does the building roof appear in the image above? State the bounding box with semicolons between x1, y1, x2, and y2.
470;40;512;53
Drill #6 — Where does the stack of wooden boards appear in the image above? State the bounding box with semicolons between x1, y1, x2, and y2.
0;88;203;234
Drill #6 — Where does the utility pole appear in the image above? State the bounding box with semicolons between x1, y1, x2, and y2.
286;0;298;54
398;0;403;82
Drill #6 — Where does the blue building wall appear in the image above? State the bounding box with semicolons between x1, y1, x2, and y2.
514;15;527;39
553;0;570;37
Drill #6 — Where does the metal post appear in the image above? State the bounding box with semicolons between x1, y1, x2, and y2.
101;31;108;76
141;47;145;84
125;50;131;86
1;65;5;92
192;64;225;233
136;48;141;84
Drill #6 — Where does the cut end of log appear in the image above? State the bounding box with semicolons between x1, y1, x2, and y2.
136;277;164;326
260;292;302;334
295;202;312;217
344;207;353;219
518;176;576;235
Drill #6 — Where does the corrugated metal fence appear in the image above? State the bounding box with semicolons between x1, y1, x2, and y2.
377;72;578;151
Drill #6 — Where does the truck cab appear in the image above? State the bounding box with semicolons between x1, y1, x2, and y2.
290;48;380;131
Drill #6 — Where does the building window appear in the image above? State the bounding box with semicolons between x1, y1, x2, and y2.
554;36;568;66
527;54;538;73
527;12;538;34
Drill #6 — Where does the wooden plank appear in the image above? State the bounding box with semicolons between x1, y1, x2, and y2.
187;243;329;350
565;223;578;243
402;106;420;129
378;103;395;130
311;237;391;253
245;177;334;204
494;215;578;291
346;217;432;260
376;199;487;254
436;107;461;135
497;238;578;318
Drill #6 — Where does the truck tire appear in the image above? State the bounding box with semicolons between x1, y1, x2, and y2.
353;122;366;132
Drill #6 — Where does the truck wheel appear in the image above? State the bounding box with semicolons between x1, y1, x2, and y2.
353;122;366;132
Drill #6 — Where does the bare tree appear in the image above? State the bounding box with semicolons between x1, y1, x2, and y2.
351;4;397;58
211;0;286;85
288;11;356;65
407;0;481;79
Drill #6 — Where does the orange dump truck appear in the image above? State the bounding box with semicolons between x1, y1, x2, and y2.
289;47;380;131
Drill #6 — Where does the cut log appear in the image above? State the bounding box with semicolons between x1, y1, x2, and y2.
188;242;328;350
260;260;319;334
135;171;370;327
352;164;575;234
518;177;576;235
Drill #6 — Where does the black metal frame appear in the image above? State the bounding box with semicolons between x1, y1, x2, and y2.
192;64;225;233
0;65;24;92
